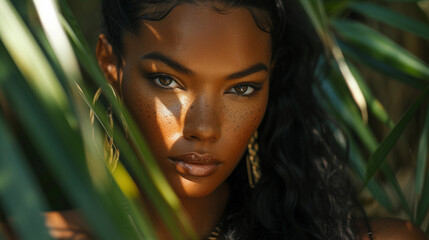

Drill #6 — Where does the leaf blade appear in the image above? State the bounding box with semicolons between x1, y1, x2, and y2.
364;85;429;185
415;105;429;197
333;20;429;87
0;112;52;240
349;2;429;40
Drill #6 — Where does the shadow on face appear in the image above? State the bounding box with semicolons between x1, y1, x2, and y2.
101;3;272;199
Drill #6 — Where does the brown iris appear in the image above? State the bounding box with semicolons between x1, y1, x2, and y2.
234;85;249;93
159;76;173;86
234;85;248;94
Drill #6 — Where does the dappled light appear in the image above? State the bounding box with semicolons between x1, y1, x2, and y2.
144;22;164;42
0;0;428;239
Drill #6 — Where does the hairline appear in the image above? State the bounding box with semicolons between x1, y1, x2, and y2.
110;1;274;62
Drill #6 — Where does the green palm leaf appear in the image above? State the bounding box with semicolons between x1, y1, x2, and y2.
0;0;193;239
333;20;429;88
364;85;429;184
415;107;429;224
0;112;52;240
348;2;429;40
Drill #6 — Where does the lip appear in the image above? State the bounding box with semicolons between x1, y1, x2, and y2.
169;153;220;177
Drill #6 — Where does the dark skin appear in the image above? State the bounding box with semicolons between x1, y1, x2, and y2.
2;4;423;240
99;5;270;239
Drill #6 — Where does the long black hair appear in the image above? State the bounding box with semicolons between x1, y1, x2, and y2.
101;0;360;239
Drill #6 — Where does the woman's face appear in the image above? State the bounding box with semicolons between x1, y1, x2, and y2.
114;4;271;198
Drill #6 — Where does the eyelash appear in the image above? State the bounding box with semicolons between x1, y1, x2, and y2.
146;73;262;97
147;74;183;89
226;83;262;97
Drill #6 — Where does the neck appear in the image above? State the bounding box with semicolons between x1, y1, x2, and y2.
182;182;229;239
145;182;230;240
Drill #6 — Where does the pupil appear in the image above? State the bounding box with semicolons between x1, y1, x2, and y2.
159;77;172;85
235;85;247;93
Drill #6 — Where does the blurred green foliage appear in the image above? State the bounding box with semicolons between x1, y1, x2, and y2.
0;0;428;239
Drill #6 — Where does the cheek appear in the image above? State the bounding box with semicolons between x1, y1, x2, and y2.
221;95;268;162
227;91;268;136
227;103;265;133
121;71;194;154
121;71;174;153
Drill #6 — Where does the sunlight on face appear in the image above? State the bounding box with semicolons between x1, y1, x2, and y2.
143;22;163;41
121;4;271;198
154;97;182;146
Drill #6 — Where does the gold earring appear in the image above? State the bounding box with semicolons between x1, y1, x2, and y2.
90;88;119;169
246;131;261;188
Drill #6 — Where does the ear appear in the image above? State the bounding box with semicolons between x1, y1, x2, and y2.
96;34;122;94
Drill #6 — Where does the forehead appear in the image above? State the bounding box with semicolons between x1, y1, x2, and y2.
123;4;272;74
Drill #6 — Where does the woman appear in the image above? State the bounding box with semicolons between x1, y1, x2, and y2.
42;0;426;239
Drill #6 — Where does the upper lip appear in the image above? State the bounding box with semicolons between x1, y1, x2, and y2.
170;153;220;165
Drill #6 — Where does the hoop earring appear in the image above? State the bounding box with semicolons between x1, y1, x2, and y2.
90;88;119;169
246;131;261;188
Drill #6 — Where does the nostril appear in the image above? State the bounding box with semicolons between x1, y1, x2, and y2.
183;128;220;142
186;134;198;140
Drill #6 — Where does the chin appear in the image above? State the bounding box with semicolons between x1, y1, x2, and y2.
170;176;222;199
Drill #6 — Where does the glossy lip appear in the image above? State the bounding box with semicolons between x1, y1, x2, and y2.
169;153;221;177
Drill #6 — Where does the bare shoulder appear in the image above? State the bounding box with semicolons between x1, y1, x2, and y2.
360;217;428;240
45;209;94;240
0;210;93;240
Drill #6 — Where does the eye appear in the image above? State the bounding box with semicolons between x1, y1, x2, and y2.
227;84;258;96
150;74;180;89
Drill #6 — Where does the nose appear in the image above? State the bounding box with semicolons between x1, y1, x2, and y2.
183;94;221;142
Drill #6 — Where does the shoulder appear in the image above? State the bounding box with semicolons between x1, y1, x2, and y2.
1;209;93;239
44;209;94;239
360;217;427;240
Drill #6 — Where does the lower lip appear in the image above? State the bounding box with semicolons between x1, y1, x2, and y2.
169;160;219;177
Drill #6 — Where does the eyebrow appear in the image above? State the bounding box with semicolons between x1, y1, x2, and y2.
226;63;268;80
140;52;194;75
140;51;268;79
